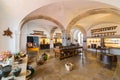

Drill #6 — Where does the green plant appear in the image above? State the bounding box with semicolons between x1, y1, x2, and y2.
42;53;48;61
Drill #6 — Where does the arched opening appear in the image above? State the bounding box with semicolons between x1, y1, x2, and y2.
66;8;120;34
78;32;83;46
19;15;65;51
71;29;84;46
66;25;86;48
52;28;62;48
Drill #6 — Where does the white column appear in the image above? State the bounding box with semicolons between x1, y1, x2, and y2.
71;34;74;43
83;36;87;49
50;32;54;48
66;33;71;46
50;39;54;48
80;33;82;45
62;32;67;46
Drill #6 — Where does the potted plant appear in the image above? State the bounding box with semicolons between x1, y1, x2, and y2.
42;53;48;61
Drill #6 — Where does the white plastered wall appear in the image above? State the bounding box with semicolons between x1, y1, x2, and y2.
0;0;120;53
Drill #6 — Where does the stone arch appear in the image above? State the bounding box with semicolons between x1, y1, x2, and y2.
20;15;65;32
72;30;80;41
68;25;86;38
50;26;58;38
67;25;86;45
66;8;120;34
19;15;65;50
74;25;86;37
70;26;85;46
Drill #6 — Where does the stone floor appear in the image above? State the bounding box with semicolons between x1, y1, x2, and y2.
28;49;120;80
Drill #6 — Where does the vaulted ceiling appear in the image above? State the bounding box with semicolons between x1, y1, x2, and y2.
1;0;120;52
1;0;120;33
20;0;120;34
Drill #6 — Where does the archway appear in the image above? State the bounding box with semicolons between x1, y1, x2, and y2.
70;25;86;46
19;15;65;51
71;29;83;46
66;8;120;34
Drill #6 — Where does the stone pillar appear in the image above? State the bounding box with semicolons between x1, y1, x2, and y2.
66;33;71;46
50;38;54;48
62;32;67;46
50;33;54;48
83;36;87;49
101;38;104;47
80;33;82;45
71;34;74;43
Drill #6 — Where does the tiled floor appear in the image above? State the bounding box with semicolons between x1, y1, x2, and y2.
28;50;120;80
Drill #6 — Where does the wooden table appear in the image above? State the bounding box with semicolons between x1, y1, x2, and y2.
99;53;117;64
2;56;28;80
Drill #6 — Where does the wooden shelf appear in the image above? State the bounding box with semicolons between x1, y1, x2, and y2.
104;38;120;48
91;26;117;37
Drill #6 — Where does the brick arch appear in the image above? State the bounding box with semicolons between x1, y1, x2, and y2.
66;8;120;34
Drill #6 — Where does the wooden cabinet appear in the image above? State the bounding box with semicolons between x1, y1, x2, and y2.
40;37;50;49
91;26;117;37
27;36;39;48
87;38;101;49
104;38;120;48
27;36;40;54
87;37;120;49
40;44;50;49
